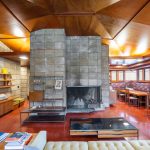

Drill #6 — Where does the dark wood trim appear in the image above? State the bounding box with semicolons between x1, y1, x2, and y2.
0;1;31;33
110;59;150;70
0;37;29;39
54;12;96;16
0;52;30;56
110;56;144;59
110;68;150;83
112;0;150;39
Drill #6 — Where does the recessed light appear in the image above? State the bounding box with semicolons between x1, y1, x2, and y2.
19;55;28;60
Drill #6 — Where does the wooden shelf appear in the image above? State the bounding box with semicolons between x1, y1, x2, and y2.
0;73;11;75
0;80;12;82
0;85;13;88
0;73;13;88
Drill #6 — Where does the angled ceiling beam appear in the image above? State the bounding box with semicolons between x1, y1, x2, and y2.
112;0;150;39
0;0;31;33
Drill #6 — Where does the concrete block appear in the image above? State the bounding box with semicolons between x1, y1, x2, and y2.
45;35;54;42
35;65;46;72
55;42;65;49
88;66;98;73
45;42;55;49
55;50;64;57
88;73;98;79
55;72;64;77
45;50;55;57
80;73;88;79
70;66;80;73
46;57;55;65
80;79;88;86
89;79;98;86
32;42;45;50
34;35;44;43
80;66;88;73
55;65;65;72
70;59;79;66
55;57;65;65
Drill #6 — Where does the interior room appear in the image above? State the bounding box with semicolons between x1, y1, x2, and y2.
0;0;150;150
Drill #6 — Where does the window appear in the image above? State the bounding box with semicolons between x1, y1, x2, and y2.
145;68;150;81
138;69;143;81
125;70;137;81
111;71;117;81
118;71;124;81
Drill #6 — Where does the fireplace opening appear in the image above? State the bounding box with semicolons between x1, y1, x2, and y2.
67;86;101;110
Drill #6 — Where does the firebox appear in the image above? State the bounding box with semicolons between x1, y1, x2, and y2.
67;86;101;110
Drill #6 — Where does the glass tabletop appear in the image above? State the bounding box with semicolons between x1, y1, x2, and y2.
70;118;137;131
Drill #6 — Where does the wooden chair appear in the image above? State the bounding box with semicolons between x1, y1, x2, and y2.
138;96;146;107
126;90;139;106
118;90;126;101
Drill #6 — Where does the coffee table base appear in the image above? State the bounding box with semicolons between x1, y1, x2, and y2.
98;130;138;138
70;130;138;138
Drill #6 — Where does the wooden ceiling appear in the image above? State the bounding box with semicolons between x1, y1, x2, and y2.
0;0;149;57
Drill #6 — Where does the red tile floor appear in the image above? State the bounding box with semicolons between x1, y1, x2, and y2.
0;100;150;141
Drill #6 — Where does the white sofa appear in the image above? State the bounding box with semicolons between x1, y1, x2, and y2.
26;131;150;150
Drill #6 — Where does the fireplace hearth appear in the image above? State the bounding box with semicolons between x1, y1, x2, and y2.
67;86;101;110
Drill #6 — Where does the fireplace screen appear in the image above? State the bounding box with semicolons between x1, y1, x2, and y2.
67;86;101;109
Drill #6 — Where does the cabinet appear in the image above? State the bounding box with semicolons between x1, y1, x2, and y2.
0;73;12;88
0;73;13;116
0;97;13;116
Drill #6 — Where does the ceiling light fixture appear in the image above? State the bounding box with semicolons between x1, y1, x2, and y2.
135;37;148;55
19;55;28;60
13;28;24;37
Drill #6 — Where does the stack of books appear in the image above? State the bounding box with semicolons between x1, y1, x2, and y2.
5;132;32;150
0;132;9;142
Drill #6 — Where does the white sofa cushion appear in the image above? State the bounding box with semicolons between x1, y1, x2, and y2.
44;141;88;150
88;141;135;150
129;140;150;150
28;131;47;150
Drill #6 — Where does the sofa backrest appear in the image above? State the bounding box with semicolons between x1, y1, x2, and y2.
44;142;88;150
88;141;135;150
129;140;150;150
26;131;150;150
133;82;150;92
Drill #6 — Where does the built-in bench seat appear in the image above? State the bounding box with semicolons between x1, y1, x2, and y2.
111;81;150;93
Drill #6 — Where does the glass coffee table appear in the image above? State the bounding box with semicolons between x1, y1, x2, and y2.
70;118;138;138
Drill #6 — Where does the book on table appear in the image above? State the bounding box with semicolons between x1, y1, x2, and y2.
5;132;32;150
0;132;9;142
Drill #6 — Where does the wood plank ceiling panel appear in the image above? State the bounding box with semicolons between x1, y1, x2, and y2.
0;38;30;52
97;0;149;38
0;2;30;38
98;0;150;57
2;0;119;35
112;1;150;56
0;0;149;58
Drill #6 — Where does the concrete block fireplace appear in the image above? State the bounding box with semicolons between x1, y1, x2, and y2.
67;86;101;110
30;29;109;112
